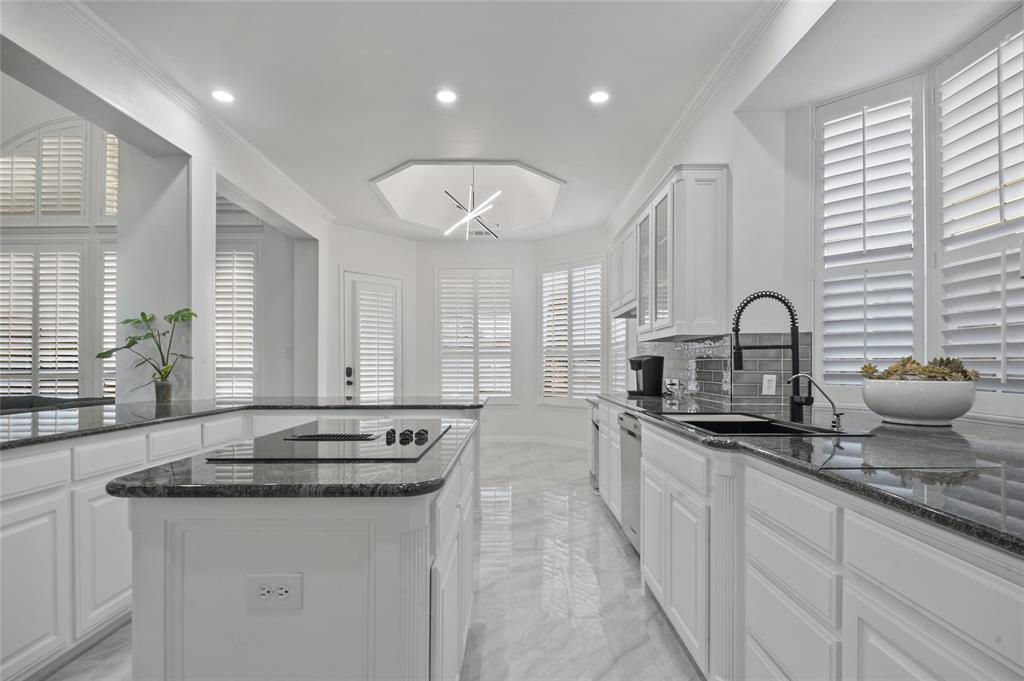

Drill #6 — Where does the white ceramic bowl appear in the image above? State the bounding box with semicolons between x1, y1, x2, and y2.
861;379;976;426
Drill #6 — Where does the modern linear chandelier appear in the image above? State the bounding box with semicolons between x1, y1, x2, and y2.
443;166;501;240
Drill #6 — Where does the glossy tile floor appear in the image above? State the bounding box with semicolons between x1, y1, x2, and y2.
43;442;699;681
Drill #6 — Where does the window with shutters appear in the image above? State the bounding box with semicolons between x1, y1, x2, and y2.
817;78;924;385
348;275;400;403
438;268;513;402
541;260;603;404
0;245;82;397
815;8;1022;404
935;18;1023;393
100;245;118;397
215;247;257;401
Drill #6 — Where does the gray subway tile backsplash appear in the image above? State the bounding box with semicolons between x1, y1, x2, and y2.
636;332;811;411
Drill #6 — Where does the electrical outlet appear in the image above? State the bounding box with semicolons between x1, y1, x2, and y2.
246;573;303;610
762;374;777;396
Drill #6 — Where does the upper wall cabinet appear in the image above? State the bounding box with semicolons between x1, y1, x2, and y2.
609;222;637;317
630;165;731;342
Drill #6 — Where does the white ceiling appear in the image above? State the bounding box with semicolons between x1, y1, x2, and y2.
83;0;762;241
740;0;1019;111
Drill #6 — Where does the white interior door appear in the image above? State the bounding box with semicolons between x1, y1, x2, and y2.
343;272;401;403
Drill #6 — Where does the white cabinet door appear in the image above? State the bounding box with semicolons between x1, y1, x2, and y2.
608;238;622;310
598;429;612;503
652;188;672;330
678;168;730;336
620;225;637;307
431;529;462;681
1;494;70;680
666;480;709;674
842;583;1010;681
459;496;475;659
640;460;666;604
73;481;132;637
636;212;652;332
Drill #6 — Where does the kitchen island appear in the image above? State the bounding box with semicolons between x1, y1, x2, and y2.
0;398;484;681
108;415;479;681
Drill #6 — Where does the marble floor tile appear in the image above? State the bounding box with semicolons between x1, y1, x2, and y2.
42;441;698;681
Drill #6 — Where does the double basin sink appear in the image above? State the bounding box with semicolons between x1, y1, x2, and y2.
659;413;870;437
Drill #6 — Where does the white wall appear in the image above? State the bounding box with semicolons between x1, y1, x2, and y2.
1;1;335;398
0;73;72;141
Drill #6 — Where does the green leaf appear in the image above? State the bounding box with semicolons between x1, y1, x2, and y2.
173;353;193;360
140;311;156;322
95;349;116;359
119;317;143;327
164;308;197;324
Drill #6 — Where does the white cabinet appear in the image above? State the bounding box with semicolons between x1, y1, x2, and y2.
608;437;622;522
666;479;709;674
1;494;70;681
72;481;132;637
640;459;666;603
432;528;462;681
609;223;637;317
629;164;731;342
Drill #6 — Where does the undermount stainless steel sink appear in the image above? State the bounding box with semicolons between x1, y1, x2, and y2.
660;414;870;437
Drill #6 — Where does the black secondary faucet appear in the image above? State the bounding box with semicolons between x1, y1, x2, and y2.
731;290;811;423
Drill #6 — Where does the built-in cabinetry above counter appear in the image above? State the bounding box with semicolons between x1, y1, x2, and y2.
609;164;731;341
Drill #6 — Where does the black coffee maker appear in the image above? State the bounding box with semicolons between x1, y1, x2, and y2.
627;355;664;397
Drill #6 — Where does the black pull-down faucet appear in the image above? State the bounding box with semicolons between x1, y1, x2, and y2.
731;290;811;423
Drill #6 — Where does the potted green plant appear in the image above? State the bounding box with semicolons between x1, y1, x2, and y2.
860;357;979;426
97;309;196;404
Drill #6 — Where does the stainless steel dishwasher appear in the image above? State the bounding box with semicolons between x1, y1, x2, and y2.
619;411;641;553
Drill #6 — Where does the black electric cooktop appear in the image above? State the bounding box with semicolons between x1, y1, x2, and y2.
205;417;451;463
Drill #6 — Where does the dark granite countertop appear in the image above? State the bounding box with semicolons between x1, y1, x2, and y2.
0;396;487;451
106;416;478;498
596;394;1024;558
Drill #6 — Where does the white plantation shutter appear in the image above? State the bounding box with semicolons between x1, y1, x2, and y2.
818;78;922;384
541;261;603;402
0;250;36;395
354;280;398;403
438;269;512;401
937;18;1024;392
476;270;513;399
104;134;119;217
571;264;602;398
100;247;117;396
40;122;85;217
541;268;569;398
36;250;81;397
215;249;256;401
0;137;38;217
609;317;628;394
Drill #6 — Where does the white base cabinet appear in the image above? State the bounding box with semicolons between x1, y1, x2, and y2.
634;420;1024;681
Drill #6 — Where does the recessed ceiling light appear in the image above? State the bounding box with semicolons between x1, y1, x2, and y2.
435;89;457;104
589;90;610;104
211;90;235;103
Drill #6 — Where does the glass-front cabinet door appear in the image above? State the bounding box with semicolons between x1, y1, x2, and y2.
636;213;652;332
652;190;671;329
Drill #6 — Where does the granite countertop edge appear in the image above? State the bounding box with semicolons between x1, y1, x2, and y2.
104;420;478;500
617;402;1024;559
0;399;487;451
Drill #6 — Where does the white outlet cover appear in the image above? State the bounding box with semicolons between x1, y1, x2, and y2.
246;573;303;610
762;374;777;396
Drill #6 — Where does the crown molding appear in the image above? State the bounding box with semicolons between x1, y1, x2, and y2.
607;0;788;233
47;1;335;227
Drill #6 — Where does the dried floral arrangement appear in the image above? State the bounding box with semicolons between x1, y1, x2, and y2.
860;357;980;382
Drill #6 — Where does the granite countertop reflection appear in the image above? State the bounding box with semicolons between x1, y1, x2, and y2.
106;417;478;498
0;395;488;450
597;393;1024;557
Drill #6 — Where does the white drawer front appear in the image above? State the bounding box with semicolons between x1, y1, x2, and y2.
746;467;839;559
1;450;70;500
746;515;840;627
148;423;202;462
202;416;244;448
746;566;839;681
845;511;1024;669
73;435;147;480
642;426;708;496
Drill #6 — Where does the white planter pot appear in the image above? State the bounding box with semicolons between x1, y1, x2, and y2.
861;379;976;426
